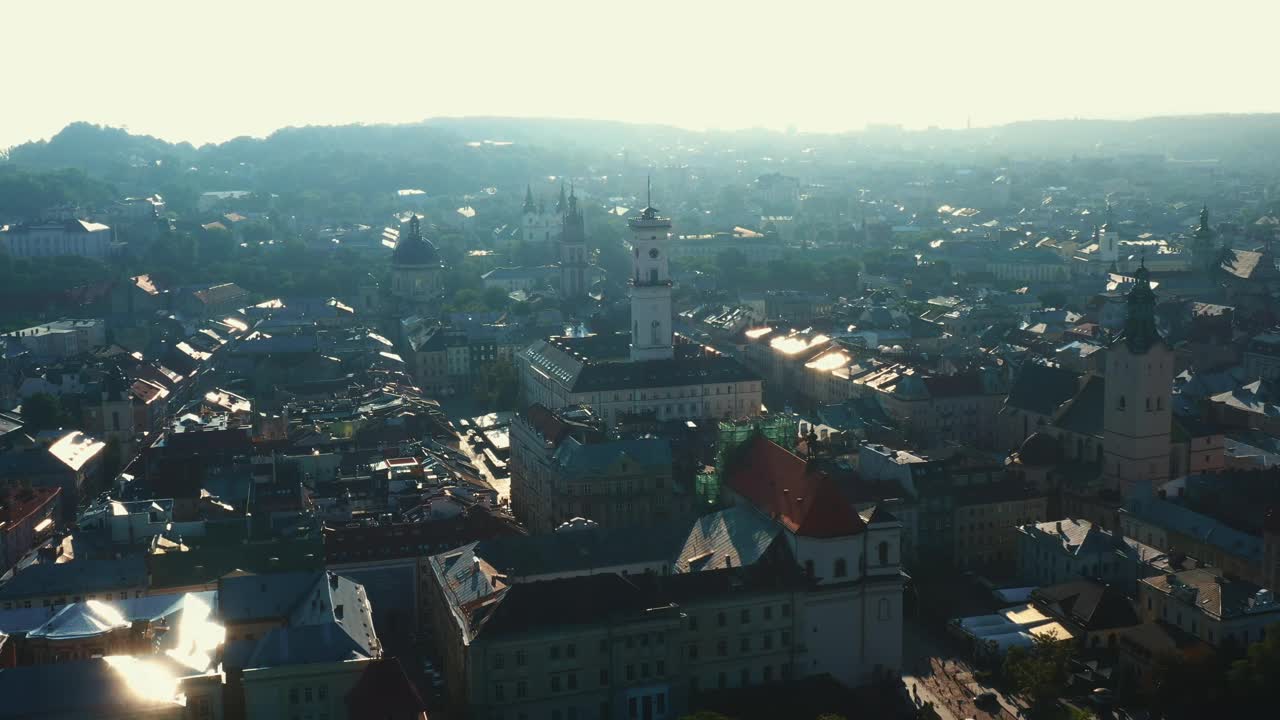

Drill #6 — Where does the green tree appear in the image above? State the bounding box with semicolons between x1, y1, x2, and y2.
1002;634;1075;709
1227;623;1280;710
20;393;69;433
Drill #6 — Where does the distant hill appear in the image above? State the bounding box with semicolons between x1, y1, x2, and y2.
7;113;1280;210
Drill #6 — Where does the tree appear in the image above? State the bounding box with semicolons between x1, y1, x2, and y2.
1002;633;1075;709
1227;622;1280;710
19;393;69;433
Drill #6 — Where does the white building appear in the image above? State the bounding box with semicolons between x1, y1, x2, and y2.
0;219;112;260
521;184;563;244
519;186;761;425
11;318;107;358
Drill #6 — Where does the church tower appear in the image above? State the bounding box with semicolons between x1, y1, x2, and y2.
390;215;444;312
1191;205;1217;273
628;180;674;362
559;186;588;299
1102;260;1173;495
1098;201;1120;265
521;184;558;244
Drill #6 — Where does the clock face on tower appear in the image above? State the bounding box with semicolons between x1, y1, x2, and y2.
648;248;659;259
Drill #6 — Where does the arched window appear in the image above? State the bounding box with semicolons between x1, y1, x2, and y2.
834;558;847;578
1156;397;1164;411
1118;396;1126;411
878;541;889;566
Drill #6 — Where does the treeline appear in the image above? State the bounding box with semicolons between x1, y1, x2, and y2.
0;165;116;220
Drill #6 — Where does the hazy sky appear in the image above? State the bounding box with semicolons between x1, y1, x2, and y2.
5;0;1276;149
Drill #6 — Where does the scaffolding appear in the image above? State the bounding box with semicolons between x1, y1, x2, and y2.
696;415;800;505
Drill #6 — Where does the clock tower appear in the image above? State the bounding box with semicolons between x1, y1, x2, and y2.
628;179;674;362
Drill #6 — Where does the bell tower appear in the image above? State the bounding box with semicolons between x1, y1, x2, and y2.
560;186;588;299
628;179;674;362
1102;260;1173;495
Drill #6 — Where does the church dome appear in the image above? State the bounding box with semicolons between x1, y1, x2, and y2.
392;216;441;267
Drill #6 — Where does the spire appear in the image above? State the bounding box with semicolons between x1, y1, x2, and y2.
1101;200;1114;231
639;176;660;221
567;183;578;215
408;214;421;241
523;185;535;213
556;182;567;214
1194;204;1214;240
1122;260;1160;354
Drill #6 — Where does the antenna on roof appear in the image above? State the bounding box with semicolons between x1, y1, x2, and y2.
647;175;652;208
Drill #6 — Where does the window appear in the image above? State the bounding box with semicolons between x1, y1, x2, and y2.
317;685;327;701
782;603;791;617
688;644;699;659
494;653;504;670
716;639;727;657
740;608;751;624
495;684;505;701
762;633;773;650
656;660;665;675
878;541;889;566
688;615;698;631
740;636;751;652
781;630;791;647
550;645;560;661
599;638;609;653
717;612;727;627
516;650;526;666
1118;396;1126;411
763;606;773;621
834;558;847;577
626;664;634;681
763;665;773;682
516;681;527;698
567;643;576;659
551;676;561;693
290;688;299;705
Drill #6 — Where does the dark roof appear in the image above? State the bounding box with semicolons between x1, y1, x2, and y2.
1032;579;1141;631
392;216;441;267
1018;432;1065;466
0;556;148;602
479;572;673;637
216;570;321;623
1054;374;1105;437
573;354;757;393
0;657;185;718
1005;362;1081;416
345;658;426;719
725;435;865;538
475;520;689;578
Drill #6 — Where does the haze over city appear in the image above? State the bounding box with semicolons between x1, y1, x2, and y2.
5;3;1280;720
7;0;1280;148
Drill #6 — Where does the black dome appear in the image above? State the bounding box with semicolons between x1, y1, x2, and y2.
393;216;440;267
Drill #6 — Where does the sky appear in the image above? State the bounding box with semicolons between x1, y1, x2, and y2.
4;0;1278;149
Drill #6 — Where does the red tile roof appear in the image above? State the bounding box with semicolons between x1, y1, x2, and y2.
726;435;865;538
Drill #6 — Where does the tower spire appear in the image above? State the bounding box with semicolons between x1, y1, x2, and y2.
523;184;535;213
1123;260;1159;353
